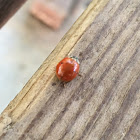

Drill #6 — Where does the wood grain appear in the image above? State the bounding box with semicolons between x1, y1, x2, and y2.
0;0;140;139
0;0;27;28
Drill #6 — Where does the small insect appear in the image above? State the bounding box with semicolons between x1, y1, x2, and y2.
56;56;80;82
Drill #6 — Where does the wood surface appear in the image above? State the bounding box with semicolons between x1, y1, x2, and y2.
0;0;140;139
0;0;27;28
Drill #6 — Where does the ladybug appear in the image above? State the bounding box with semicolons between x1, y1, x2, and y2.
56;56;80;82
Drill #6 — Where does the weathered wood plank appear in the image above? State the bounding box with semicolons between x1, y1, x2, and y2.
0;0;140;139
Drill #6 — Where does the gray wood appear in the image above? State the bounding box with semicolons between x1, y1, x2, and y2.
0;0;140;139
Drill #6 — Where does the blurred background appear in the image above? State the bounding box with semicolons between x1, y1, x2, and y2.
0;0;91;113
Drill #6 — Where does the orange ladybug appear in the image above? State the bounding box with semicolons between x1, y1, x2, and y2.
56;56;80;82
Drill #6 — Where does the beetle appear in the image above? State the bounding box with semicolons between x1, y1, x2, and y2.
56;56;80;82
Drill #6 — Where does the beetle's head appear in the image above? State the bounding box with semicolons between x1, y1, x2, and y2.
70;56;80;64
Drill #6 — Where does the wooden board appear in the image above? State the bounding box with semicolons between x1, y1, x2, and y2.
0;0;140;139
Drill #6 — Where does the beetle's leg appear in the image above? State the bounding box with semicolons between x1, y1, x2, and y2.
78;73;82;77
74;71;82;77
61;82;66;88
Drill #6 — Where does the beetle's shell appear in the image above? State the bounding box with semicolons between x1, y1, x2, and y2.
56;57;80;82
